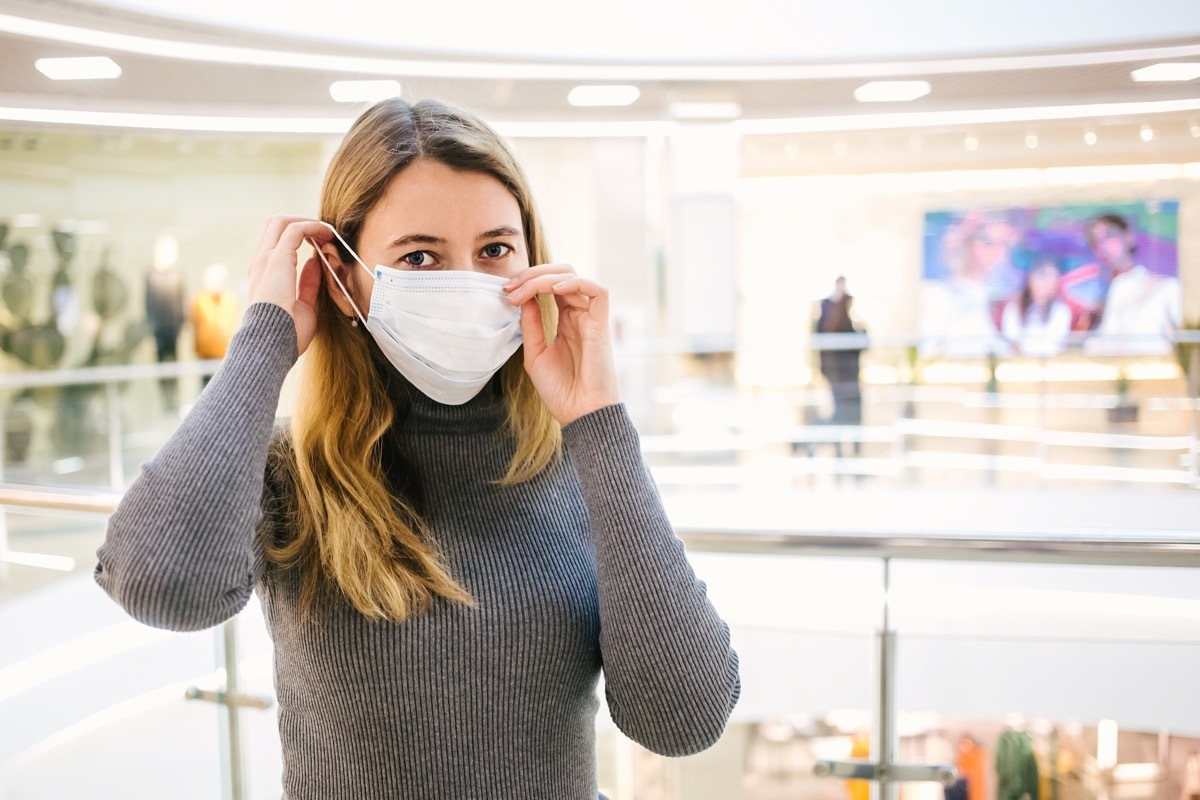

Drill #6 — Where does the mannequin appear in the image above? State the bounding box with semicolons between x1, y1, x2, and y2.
1183;750;1200;800
50;228;80;339
190;262;238;387
955;734;987;800
145;235;185;406
996;716;1040;800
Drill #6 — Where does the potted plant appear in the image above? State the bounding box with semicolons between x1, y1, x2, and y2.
902;344;921;418
1107;365;1138;424
1175;319;1200;396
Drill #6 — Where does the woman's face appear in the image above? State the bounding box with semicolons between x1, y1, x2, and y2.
1089;221;1134;270
338;158;530;308
965;225;1011;279
1028;264;1060;305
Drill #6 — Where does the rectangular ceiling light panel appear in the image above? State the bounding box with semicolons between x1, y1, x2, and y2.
35;56;122;80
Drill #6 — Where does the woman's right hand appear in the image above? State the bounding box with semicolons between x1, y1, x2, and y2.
247;215;334;355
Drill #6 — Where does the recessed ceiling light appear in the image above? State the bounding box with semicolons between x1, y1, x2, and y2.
1191;122;1200;138
667;101;742;120
853;80;931;102
35;56;121;80
1131;63;1200;82
1139;125;1155;142
329;80;401;103
567;85;639;107
964;134;979;151
1024;133;1038;148
1084;130;1098;145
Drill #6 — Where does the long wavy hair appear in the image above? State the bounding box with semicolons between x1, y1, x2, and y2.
267;98;561;622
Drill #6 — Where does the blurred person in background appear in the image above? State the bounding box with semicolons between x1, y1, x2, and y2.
94;97;740;800
815;275;866;456
1073;213;1181;355
920;212;1018;358
191;262;238;387
1000;257;1072;358
145;235;186;408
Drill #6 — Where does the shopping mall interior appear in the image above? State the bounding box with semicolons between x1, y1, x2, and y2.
1;1;1199;798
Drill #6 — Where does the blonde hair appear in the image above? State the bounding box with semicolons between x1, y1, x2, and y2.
267;98;561;622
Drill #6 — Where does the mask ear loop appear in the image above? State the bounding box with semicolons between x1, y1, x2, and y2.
307;222;373;328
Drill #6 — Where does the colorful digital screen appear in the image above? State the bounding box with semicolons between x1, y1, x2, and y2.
919;200;1181;357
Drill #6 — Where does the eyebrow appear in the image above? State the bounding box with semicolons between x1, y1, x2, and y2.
384;226;521;250
478;226;520;241
386;233;445;249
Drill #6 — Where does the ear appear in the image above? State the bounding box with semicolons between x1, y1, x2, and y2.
316;241;364;320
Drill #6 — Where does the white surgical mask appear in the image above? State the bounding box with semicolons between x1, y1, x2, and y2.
311;224;523;405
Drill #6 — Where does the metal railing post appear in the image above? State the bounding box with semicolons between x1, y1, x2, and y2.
105;380;125;490
1189;346;1199;489
1037;356;1049;485
0;397;7;584
183;615;271;800
219;619;248;800
814;557;955;793
873;558;897;800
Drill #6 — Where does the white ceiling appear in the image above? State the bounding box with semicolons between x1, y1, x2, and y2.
92;0;1200;63
0;0;1197;142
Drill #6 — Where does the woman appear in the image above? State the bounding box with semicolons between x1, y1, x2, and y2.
1000;257;1072;358
95;98;740;798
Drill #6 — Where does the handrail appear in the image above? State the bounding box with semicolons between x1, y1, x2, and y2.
0;483;121;514
0;330;1196;386
3;482;1197;567
674;525;1200;567
0;358;222;390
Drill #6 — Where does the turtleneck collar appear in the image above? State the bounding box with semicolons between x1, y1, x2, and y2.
367;337;510;435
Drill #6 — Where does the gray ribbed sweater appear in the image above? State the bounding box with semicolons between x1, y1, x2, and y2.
96;302;741;799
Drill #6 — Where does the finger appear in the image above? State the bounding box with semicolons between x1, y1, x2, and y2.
553;291;591;311
527;275;608;306
506;271;579;304
505;263;576;292
266;221;335;269
254;215;288;256
549;276;610;320
254;214;313;259
519;297;547;357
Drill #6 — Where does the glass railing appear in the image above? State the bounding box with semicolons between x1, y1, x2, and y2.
620;331;1199;493
0;359;221;491
2;482;1198;800
3;332;1197;496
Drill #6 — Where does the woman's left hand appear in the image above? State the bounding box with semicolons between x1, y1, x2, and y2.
505;264;620;426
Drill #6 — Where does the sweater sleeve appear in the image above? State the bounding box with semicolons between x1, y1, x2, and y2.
562;403;741;757
95;302;298;632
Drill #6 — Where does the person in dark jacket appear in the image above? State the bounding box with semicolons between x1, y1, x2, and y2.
815;276;866;456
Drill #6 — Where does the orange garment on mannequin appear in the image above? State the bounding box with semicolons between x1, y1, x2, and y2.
956;736;987;800
192;291;238;359
848;732;871;800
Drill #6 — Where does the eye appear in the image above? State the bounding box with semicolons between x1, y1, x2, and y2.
401;251;434;269
481;242;511;259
